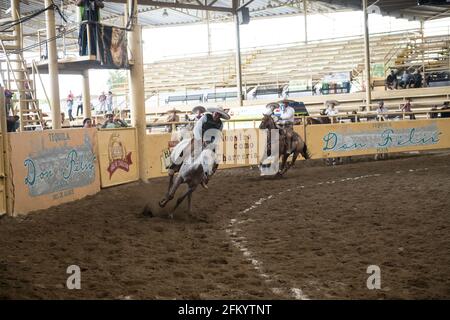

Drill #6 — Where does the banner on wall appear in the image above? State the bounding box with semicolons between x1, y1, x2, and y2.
9;128;100;215
306;119;450;159
97;128;139;187
98;24;129;68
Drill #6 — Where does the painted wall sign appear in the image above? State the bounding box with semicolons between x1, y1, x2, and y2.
9;128;100;215
98;128;139;187
23;134;96;196
306;119;450;158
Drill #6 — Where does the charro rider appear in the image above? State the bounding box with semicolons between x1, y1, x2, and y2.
265;100;296;152
166;106;229;189
192;106;230;186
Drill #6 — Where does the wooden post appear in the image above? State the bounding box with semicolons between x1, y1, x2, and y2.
420;20;426;87
128;0;148;180
11;0;25;130
45;0;61;129
82;70;91;119
233;3;243;106
0;87;13;216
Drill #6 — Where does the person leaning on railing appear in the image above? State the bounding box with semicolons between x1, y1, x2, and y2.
400;98;416;120
376;100;389;121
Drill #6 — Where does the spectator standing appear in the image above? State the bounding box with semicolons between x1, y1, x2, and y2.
4;88;13;116
106;91;113;113
376;100;389;121
77;0;104;56
166;108;180;133
399;70;413;89
413;70;423;88
76;95;83;117
98;91;107;114
401;98;416;120
67;91;75;121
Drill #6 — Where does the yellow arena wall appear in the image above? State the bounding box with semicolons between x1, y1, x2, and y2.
306;119;450;159
8;128;100;216
97;128;139;188
3;118;450;215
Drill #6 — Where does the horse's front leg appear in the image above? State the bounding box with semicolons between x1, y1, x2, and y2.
167;171;174;193
290;150;299;168
174;186;196;211
159;176;182;207
278;153;289;176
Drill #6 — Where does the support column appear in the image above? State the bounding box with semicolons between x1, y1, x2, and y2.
420;20;426;87
0;87;13;216
206;11;212;56
82;70;91;119
303;0;308;44
128;0;147;180
45;0;61;129
11;0;25;130
233;11;243;106
362;0;372;110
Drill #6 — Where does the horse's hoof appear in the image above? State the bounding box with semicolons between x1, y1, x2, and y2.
159;200;167;208
201;181;209;189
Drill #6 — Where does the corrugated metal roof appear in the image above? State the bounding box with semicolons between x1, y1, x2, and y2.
1;0;449;40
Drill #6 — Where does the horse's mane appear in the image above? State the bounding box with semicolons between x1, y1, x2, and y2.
260;114;277;129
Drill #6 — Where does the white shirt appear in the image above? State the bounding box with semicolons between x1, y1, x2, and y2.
376;106;388;114
325;107;339;116
278;106;295;123
377;106;389;120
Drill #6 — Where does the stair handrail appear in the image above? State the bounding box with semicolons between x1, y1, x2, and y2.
31;59;51;112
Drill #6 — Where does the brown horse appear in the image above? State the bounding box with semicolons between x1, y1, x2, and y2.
259;114;309;176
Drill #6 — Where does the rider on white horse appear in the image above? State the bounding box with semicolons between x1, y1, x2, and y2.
193;106;230;187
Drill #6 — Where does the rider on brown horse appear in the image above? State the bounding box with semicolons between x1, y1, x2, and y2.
266;101;296;152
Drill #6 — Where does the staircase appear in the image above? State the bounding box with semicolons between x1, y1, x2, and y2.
0;37;46;131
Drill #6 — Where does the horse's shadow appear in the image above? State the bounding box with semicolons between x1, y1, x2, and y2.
141;201;209;223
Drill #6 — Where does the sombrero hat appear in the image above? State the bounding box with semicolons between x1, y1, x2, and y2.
207;106;230;120
325;100;340;106
192;105;206;114
166;108;181;114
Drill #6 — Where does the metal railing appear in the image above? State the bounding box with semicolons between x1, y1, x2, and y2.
145;108;450;133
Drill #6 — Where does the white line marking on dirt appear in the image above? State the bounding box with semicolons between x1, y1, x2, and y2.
227;166;442;299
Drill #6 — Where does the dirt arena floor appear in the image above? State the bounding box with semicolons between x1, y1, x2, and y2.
1;152;449;299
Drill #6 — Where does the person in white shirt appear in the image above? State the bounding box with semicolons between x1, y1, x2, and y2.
325;103;339;116
324;101;339;123
376;100;389;121
265;101;296;152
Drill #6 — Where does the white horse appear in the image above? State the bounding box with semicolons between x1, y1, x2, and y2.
143;148;217;217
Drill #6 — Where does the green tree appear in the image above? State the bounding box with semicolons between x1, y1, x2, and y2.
107;70;127;90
